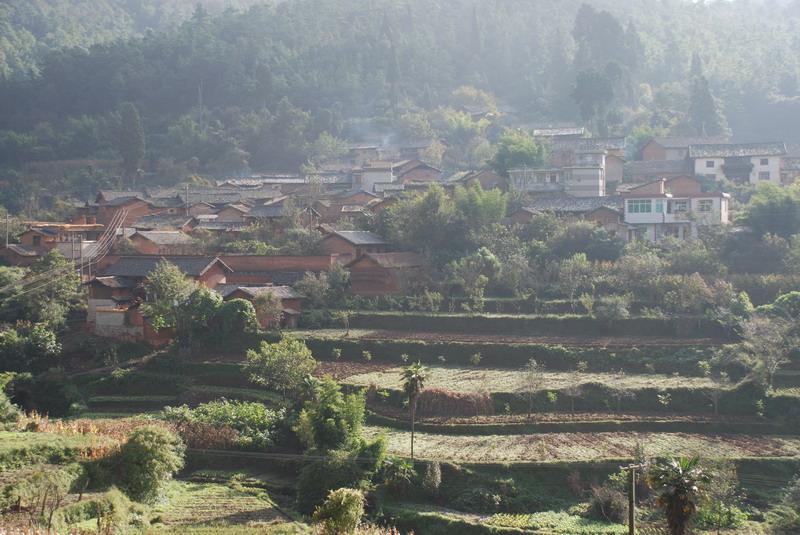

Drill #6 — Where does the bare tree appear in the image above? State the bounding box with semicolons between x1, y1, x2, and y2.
698;360;731;416
564;361;588;413
741;316;794;388
519;358;545;419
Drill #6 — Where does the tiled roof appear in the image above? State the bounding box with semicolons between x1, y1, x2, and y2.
551;137;626;151
132;231;194;245
90;276;136;288
533;127;586;137
100;256;231;277
194;222;249;232
246;205;285;219
624;159;693;175
326;230;387;245
215;284;304;300
688;142;787;158
133;214;194;230
522;195;623;214
651;137;728;149
97;190;146;202
106;195;149;207
5;244;39;257
355;252;423;269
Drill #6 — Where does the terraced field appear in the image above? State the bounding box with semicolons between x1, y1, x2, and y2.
365;426;800;462
343;364;717;392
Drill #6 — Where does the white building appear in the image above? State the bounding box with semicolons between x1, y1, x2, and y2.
508;150;606;197
622;176;729;242
688;142;786;185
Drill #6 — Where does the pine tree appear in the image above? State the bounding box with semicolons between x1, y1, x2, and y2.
688;75;726;136
117;102;145;185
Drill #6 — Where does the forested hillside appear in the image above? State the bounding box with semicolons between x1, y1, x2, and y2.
2;0;800;202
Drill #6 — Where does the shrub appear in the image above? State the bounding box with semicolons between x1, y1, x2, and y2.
294;377;365;452
313;488;365;535
588;485;628;524
9;372;83;417
0;390;20;426
416;388;493;417
118;426;185;503
162;400;284;449
422;461;442;498
382;457;417;495
244;336;316;400
594;295;631;321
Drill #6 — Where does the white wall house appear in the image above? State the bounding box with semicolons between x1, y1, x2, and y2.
622;177;729;243
688;142;786;185
508;150;606;197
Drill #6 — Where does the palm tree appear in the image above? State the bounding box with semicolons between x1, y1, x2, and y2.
401;361;428;460
648;457;711;535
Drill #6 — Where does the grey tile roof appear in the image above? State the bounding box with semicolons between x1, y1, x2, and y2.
533;127;586;137
651;137;728;149
688;142;787;158
90;276;136;288
100;256;231;277
5;244;39;257
551;137;626;151
133;231;194;245
245;206;285;219
215;284;304;300
133;214;193;230
97;190;146;202
327;230;387;245
624;159;693;175
523;195;622;214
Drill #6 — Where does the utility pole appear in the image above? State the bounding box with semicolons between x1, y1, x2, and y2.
621;462;647;535
5;212;10;248
185;184;190;217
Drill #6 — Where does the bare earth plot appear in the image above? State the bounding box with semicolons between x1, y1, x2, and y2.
364;426;800;462
343;364;716;392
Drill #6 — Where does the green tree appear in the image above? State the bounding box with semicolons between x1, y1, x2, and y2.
688;75;727;137
743;183;800;238
140;260;197;331
117;102;146;184
558;253;594;306
245;336;317;400
312;487;365;535
572;69;615;135
294;376;365;452
253;291;283;329
118;426;185;503
488;129;548;177
0;389;20;426
648;457;711;535
401;361;428;460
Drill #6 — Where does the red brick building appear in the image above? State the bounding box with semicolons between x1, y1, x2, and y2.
129;231;195;255
318;229;389;263
346;252;424;296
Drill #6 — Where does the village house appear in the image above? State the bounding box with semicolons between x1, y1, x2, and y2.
128;231;195;255
508;196;623;236
214;284;304;329
220;254;339;285
447;170;506;191
86;256;232;342
0;222;105;266
688;142;786;185
624;159;695;184
621;176;729;242
639;137;729;161
508;150;606;197
393;160;442;185
318;229;389;263
549;137;626;184
346;252;425;296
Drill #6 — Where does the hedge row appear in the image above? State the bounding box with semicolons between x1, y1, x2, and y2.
362;381;797;420
366;412;799;436
383;505;528;535
306;337;722;376
348;312;729;339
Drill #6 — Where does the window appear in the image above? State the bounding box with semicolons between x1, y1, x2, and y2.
697;199;713;212
32;235;41;246
549;174;558;184
669;200;688;213
706;160;715;168
760;158;769;166
759;171;771;180
655;200;664;213
627;199;652;213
